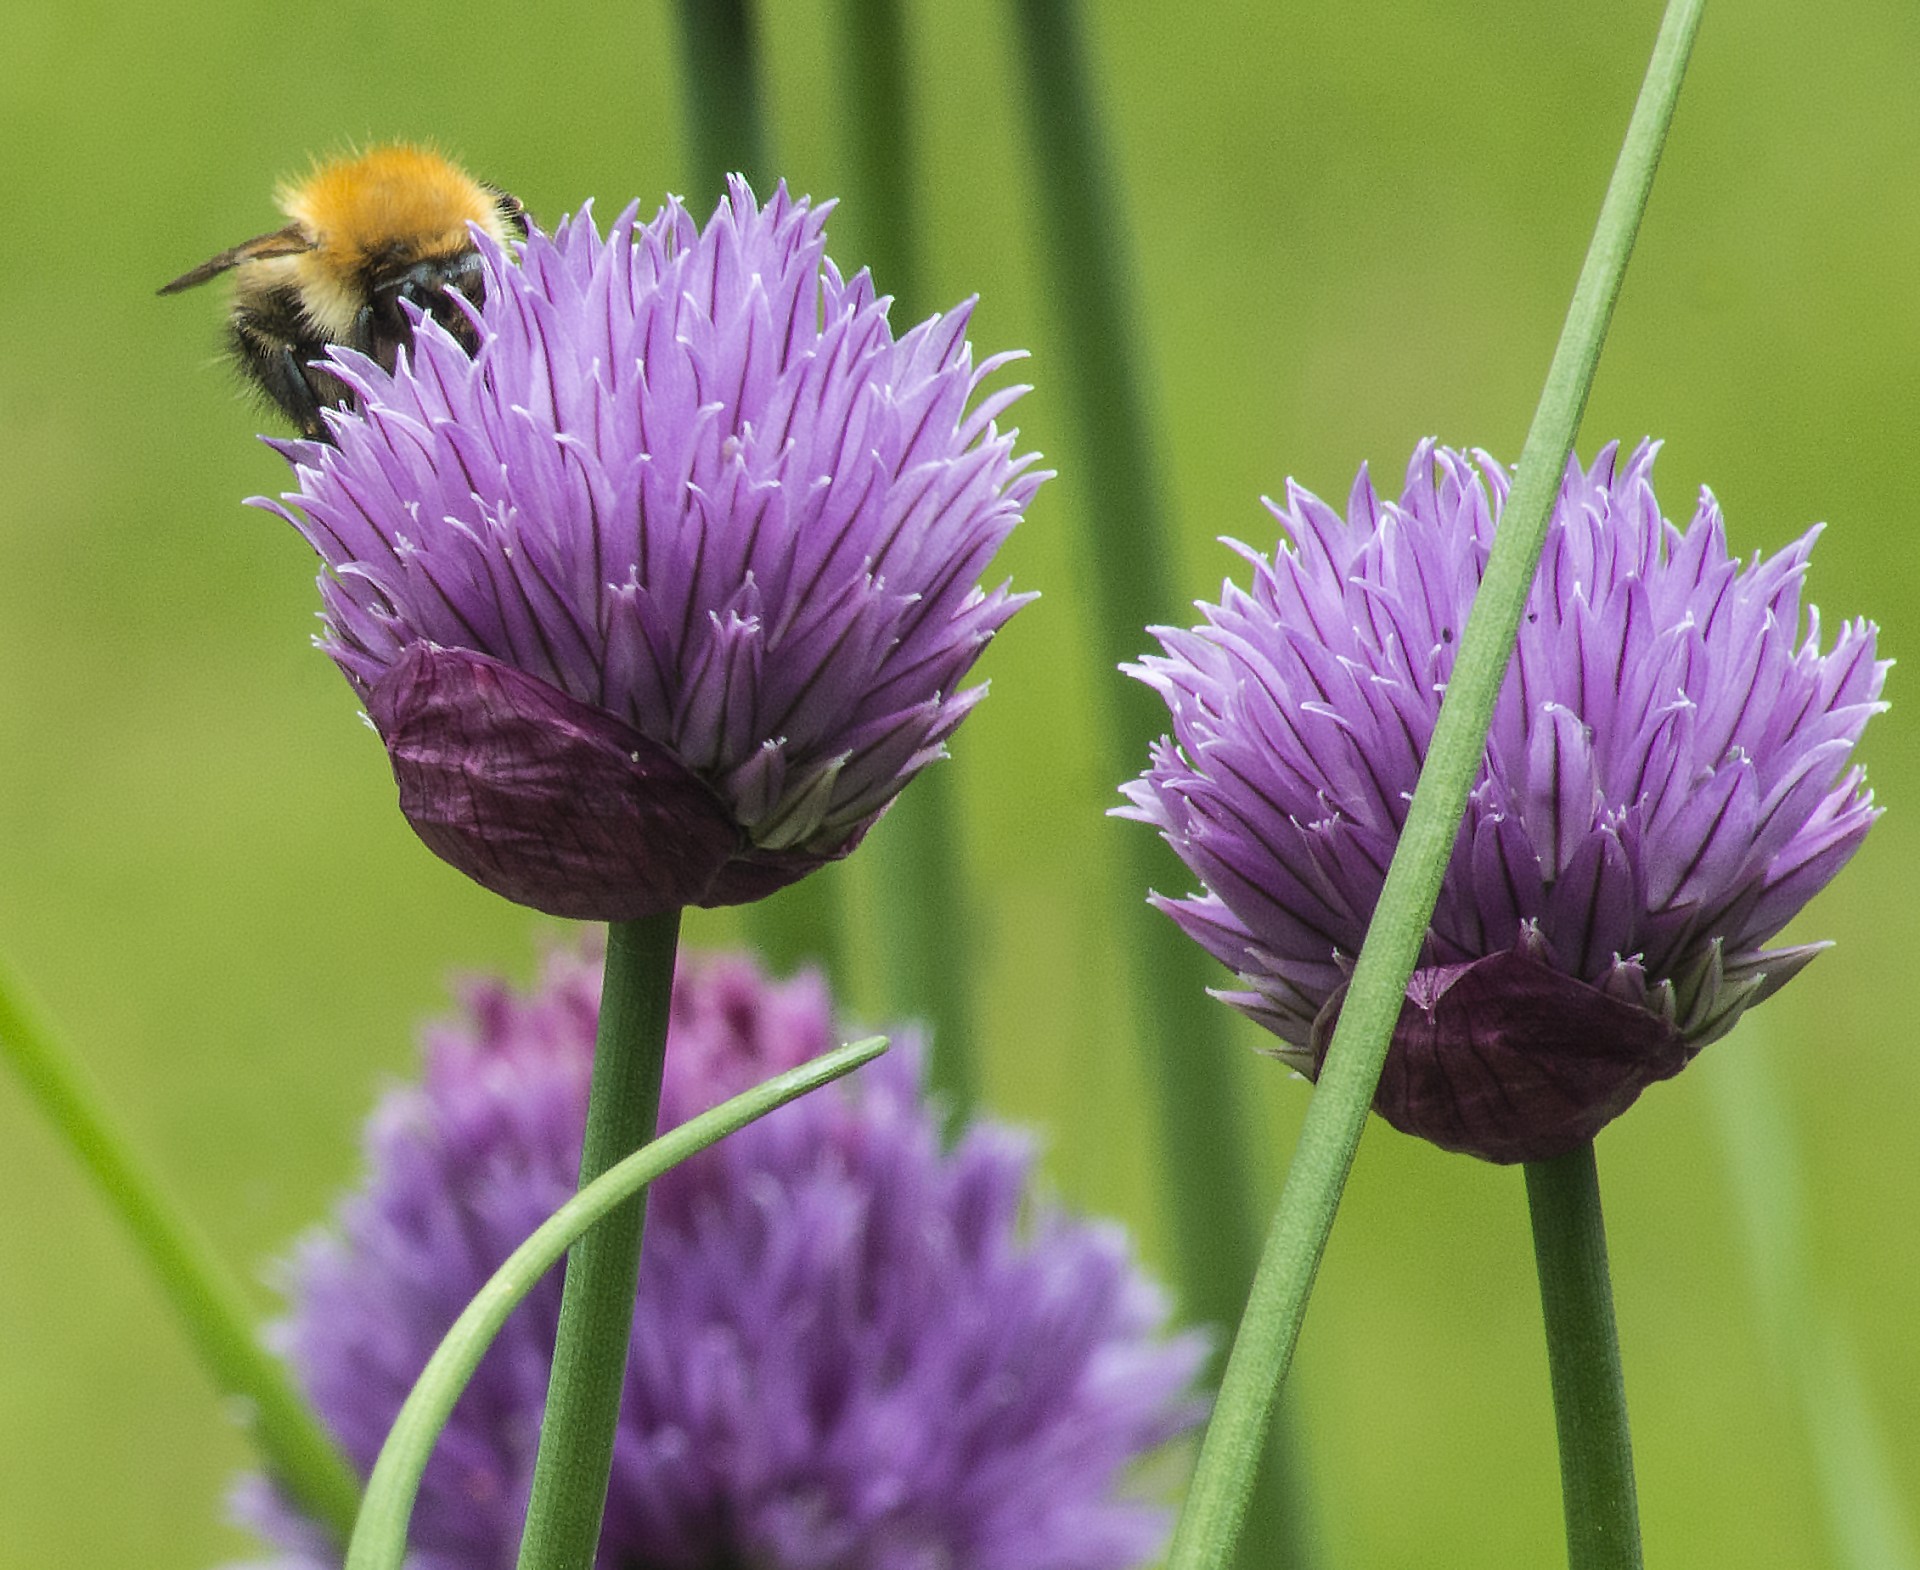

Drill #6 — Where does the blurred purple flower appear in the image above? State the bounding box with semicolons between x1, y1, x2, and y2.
262;180;1041;919
230;946;1206;1570
1122;441;1885;1163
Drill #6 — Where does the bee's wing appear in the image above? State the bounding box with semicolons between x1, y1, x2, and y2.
157;225;314;295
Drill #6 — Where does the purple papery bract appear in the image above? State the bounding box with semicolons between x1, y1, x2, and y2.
263;179;1042;918
1124;440;1885;1163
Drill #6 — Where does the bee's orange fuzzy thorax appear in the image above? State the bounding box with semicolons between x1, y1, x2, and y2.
283;146;501;264
279;146;511;337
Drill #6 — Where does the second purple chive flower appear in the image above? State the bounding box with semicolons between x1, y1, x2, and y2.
263;179;1041;919
230;947;1206;1570
1123;442;1885;1163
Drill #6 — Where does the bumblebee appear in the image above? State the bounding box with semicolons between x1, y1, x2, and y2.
160;144;529;440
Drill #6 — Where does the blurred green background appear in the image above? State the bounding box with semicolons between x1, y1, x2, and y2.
2;0;1914;1564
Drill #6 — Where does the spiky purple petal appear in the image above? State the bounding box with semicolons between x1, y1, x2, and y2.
263;181;1042;919
1124;441;1885;1163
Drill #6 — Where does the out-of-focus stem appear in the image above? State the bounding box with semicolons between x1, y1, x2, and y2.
0;953;361;1540
1006;0;1312;1561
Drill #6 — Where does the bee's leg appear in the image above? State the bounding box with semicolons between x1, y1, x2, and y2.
353;299;411;375
265;349;334;443
348;302;386;373
229;299;336;443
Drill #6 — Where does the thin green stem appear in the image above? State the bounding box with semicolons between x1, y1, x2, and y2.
0;953;360;1540
515;910;682;1570
669;0;852;995
1007;0;1312;1559
1006;0;1305;1550
673;0;772;202
1006;0;1264;1302
836;0;924;311
858;774;981;1113
832;0;981;1112
1163;3;1705;1566
1526;1144;1643;1570
346;1033;889;1570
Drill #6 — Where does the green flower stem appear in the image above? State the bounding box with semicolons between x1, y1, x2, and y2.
0;953;361;1541
859;774;982;1113
673;0;772;200
832;0;982;1113
1526;1143;1642;1570
515;910;682;1570
1007;0;1312;1560
346;1031;889;1570
670;0;855;994
1005;0;1265;1300
835;0;923;309
1163;3;1704;1566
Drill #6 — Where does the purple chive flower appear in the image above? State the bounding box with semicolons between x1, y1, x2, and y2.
229;945;1206;1570
1121;441;1885;1164
261;180;1041;919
